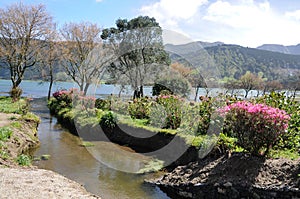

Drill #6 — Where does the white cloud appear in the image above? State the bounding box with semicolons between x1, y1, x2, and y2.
201;0;300;47
96;0;103;2
139;0;300;47
140;0;207;32
285;10;300;21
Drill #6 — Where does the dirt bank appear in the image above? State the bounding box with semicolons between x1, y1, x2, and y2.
0;112;101;199
0;168;99;199
148;153;300;198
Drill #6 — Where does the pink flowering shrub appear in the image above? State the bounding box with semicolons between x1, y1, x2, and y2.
220;101;290;155
52;88;96;110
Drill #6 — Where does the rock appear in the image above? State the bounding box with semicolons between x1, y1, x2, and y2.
217;187;226;194
224;182;232;188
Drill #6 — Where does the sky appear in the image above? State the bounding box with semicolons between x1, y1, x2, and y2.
2;0;300;47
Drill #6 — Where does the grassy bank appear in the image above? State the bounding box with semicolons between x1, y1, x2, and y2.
0;96;40;166
48;89;300;162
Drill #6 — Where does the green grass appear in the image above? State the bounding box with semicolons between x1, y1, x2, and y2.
117;114;177;135
16;154;31;166
10;121;22;129
80;141;95;147
268;149;300;160
21;112;41;123
0;127;12;141
0;96;28;114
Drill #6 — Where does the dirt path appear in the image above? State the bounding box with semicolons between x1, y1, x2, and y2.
0;168;100;199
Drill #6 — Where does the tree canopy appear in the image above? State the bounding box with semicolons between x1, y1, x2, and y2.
0;2;54;100
101;16;170;98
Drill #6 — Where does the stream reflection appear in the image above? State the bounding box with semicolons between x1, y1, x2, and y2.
31;98;169;199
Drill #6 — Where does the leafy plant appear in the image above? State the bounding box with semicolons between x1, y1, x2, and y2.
95;98;111;110
156;95;183;129
0;127;13;141
220;101;290;156
255;92;300;151
16;154;31;166
99;111;117;132
128;97;151;119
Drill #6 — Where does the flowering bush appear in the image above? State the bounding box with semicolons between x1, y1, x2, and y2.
52;88;95;110
128;97;151;119
220;101;290;155
255;92;300;150
155;95;183;129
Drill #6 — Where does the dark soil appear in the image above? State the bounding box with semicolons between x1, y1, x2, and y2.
148;153;300;198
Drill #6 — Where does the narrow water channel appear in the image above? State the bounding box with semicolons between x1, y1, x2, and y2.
30;98;170;199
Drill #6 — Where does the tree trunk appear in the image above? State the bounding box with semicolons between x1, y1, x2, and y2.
84;83;90;96
48;78;53;100
244;90;249;98
194;87;199;102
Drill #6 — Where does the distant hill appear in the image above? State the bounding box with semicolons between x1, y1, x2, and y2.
167;43;300;82
165;41;223;54
257;44;300;55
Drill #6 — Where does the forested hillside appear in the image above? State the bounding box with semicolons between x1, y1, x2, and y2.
168;44;300;82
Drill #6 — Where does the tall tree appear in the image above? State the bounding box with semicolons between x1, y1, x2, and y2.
101;16;170;99
60;22;111;95
0;2;54;100
37;29;60;100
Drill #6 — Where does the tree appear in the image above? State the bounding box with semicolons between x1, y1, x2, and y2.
0;2;54;100
60;22;111;95
101;16;170;99
152;74;191;97
262;80;283;95
239;71;263;98
37;30;60;100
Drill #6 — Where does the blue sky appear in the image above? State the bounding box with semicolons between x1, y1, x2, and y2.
2;0;300;47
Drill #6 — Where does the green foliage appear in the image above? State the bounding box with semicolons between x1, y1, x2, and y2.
153;77;191;97
99;111;117;132
268;149;299;160
21;112;41;123
128;97;151;119
16;154;31;166
152;83;173;96
196;97;213;136
0;127;12;141
80;141;95;147
0;96;28;114
221;101;290;156
255;92;300;151
10;121;22;129
155;95;183;129
95;98;111;110
101;16;170;98
0;150;9;160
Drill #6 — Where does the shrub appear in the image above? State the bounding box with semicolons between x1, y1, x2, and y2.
220;101;290;155
99;111;117;132
128;97;151;119
95;98;111;110
255;92;300;151
196;97;213;135
155;95;183;129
